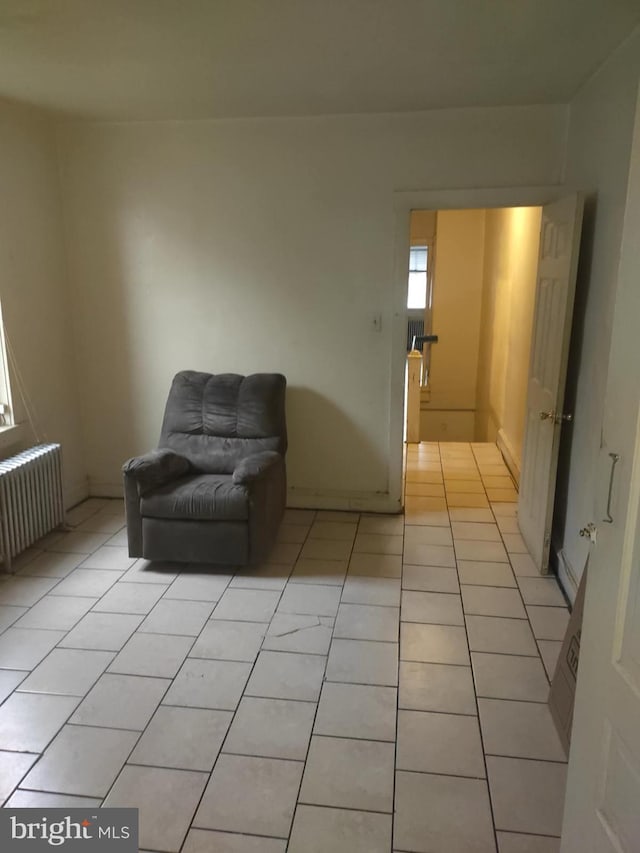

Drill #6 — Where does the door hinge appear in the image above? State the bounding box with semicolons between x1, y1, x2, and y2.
539;410;573;424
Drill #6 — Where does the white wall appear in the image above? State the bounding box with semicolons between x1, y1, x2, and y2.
56;105;567;508
0;101;86;506
554;31;640;593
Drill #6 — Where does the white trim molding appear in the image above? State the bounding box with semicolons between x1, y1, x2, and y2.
556;546;579;605
89;479;404;515
88;480;124;499
497;428;521;487
287;487;402;514
389;184;563;520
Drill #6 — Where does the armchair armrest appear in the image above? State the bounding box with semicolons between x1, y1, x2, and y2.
122;448;191;495
232;451;281;485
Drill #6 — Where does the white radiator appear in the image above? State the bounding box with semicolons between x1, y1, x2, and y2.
0;443;64;573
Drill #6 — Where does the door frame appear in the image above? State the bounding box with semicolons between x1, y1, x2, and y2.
388;184;568;510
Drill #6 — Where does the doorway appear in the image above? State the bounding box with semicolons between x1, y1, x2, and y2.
389;186;557;513
404;205;542;486
393;188;583;582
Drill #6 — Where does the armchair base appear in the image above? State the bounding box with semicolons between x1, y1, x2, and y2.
139;518;249;565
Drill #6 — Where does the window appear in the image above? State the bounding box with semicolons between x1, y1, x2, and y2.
0;301;15;428
407;245;428;309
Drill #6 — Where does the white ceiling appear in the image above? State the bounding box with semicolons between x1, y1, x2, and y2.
0;0;639;121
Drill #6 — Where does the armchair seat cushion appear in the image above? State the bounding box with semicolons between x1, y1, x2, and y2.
140;474;249;522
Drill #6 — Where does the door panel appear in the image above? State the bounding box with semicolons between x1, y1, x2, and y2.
597;722;640;851
518;194;584;571
561;90;640;852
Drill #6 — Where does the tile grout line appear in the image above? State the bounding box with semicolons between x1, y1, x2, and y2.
173;528;308;853
154;524;304;850
391;442;416;852
442;442;501;853
5;523;234;827
285;507;354;853
494;518;559;689
0;553;159;794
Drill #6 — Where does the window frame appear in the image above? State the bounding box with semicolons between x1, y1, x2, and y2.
407;238;436;385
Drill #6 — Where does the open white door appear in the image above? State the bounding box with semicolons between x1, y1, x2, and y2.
561;91;640;853
518;193;584;572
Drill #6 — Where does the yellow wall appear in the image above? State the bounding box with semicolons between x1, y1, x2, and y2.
475;206;542;473
409;210;436;245
421;208;485;441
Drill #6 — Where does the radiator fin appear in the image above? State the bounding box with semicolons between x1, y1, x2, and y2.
0;443;64;572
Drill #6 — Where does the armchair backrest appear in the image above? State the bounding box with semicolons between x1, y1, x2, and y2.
159;371;287;474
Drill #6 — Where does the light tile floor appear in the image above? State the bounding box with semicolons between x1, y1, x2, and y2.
0;442;569;852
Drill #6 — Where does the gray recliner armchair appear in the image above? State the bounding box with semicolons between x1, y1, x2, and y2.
123;371;287;566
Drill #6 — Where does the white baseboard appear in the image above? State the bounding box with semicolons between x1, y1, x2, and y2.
87;481;403;515
287;487;402;514
555;547;579;606
497;428;521;487
88;480;124;499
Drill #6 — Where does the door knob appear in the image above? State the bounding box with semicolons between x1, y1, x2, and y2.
579;522;597;543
